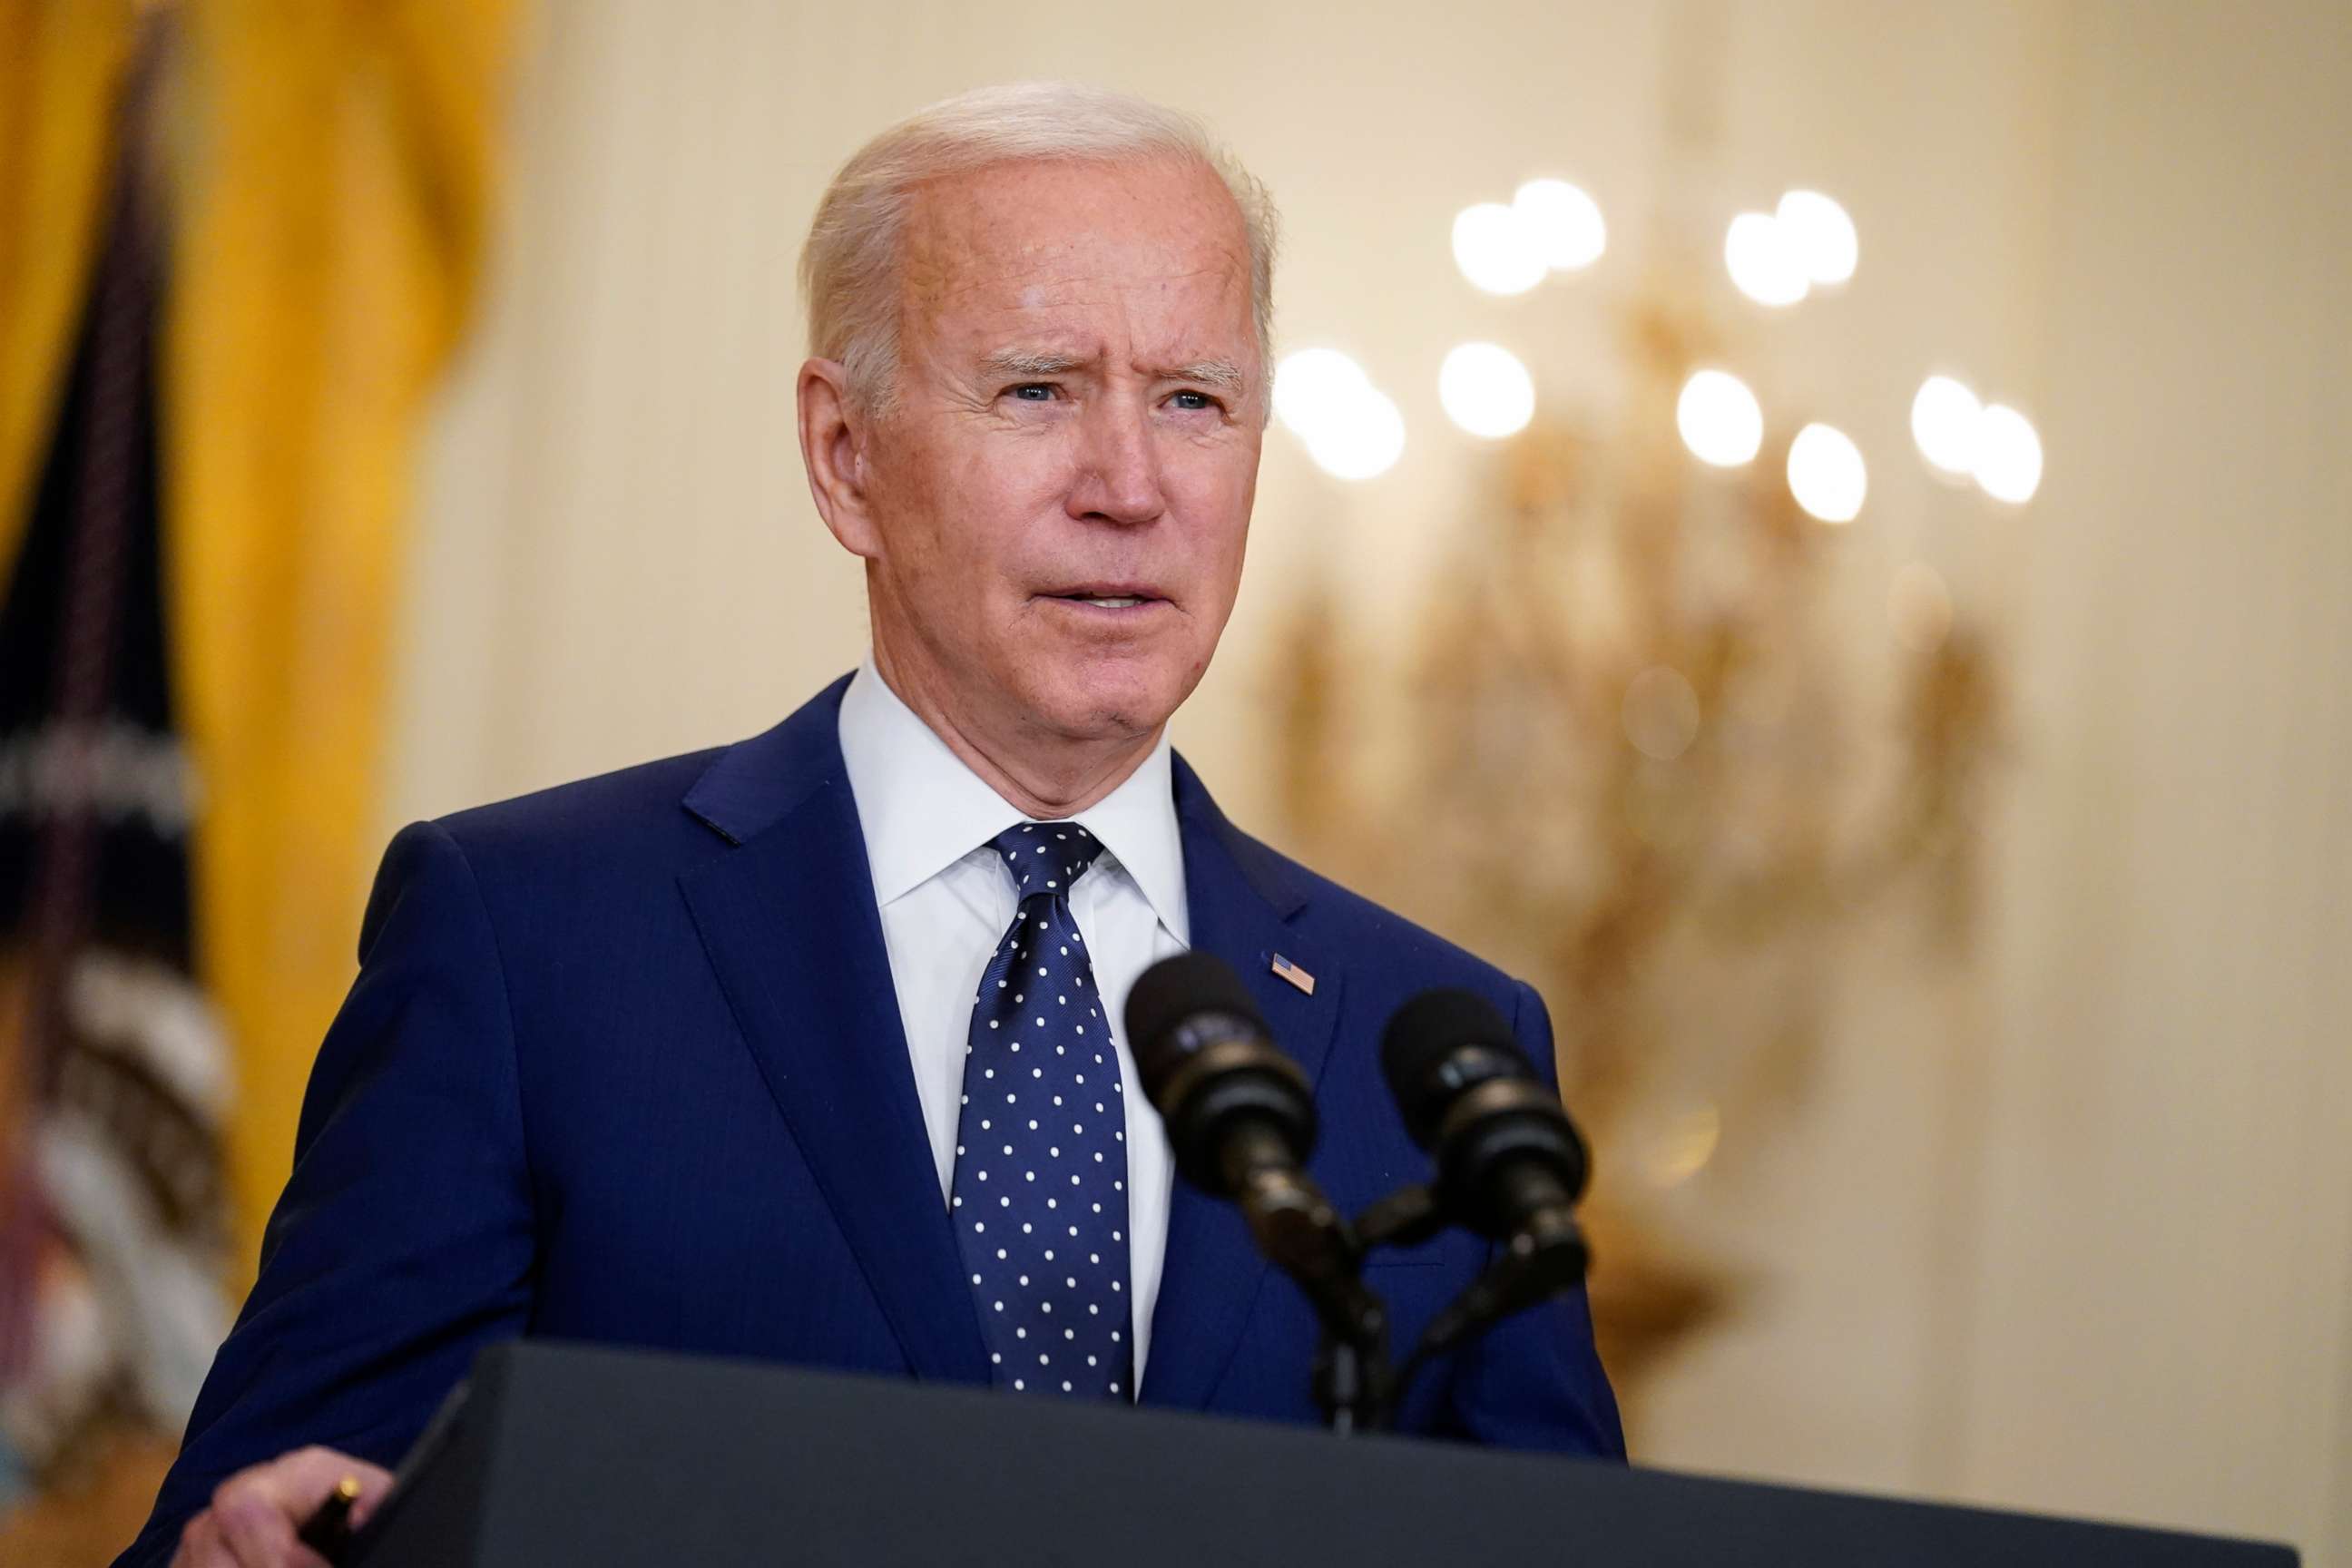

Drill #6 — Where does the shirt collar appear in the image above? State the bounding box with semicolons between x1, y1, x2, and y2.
836;658;1189;942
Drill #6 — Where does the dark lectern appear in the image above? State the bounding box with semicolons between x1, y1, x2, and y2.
348;1341;2295;1567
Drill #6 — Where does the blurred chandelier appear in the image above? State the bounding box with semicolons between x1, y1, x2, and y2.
1266;168;2016;1406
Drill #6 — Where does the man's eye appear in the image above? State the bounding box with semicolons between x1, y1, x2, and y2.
1007;383;1057;402
1169;390;1220;412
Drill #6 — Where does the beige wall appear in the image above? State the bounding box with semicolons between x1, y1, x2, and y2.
1966;1;2352;1543
387;3;2352;1560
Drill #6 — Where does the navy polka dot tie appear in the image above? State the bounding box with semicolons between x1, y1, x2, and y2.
950;822;1132;1399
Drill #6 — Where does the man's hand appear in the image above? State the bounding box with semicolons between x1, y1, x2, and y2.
171;1446;393;1568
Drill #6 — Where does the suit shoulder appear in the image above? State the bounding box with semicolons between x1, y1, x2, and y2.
1229;826;1527;1003
424;747;731;868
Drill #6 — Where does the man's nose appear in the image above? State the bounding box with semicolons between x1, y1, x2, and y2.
1066;394;1167;526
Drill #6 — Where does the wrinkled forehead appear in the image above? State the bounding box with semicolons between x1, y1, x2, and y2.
897;157;1258;364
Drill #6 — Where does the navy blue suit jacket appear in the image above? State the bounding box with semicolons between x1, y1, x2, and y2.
122;677;1622;1563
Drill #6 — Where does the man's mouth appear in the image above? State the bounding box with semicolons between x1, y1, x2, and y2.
1044;585;1165;611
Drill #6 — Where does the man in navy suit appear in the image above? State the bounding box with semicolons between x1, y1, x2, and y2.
133;82;1621;1567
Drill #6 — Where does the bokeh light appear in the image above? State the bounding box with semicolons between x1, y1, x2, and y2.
1725;211;1808;307
1888;562;1955;652
1677;369;1764;467
1273;348;1405;481
1775;190;1857;286
1437;342;1536;439
1911;374;1983;477
1301;389;1406;481
1623;665;1703;760
1972;403;2044;504
1643;1106;1723;1188
1273;348;1370;436
1451;201;1546;296
1786;422;1867;524
1512;178;1606;272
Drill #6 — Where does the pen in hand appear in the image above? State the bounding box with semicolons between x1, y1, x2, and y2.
296;1474;363;1563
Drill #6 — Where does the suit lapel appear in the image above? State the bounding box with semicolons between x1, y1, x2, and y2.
675;692;1337;1404
1141;759;1343;1409
677;680;989;1384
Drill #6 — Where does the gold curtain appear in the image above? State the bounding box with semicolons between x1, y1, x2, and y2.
0;2;132;561
165;0;519;1266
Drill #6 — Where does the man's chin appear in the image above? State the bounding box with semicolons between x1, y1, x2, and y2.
1024;660;1189;744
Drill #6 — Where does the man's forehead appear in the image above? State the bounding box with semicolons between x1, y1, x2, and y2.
906;153;1240;238
898;159;1252;324
946;304;1254;383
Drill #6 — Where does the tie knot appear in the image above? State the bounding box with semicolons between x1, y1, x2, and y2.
989;821;1108;899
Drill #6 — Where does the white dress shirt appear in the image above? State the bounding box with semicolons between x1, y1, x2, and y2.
836;659;1185;1378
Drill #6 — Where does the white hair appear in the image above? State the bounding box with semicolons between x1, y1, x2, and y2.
799;82;1279;413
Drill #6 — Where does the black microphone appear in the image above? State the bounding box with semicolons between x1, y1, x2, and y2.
1379;988;1589;1244
1125;952;1387;1430
1378;989;1592;1386
1123;952;1337;1264
1123;959;1373;1298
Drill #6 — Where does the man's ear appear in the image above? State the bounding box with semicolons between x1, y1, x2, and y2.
798;357;882;559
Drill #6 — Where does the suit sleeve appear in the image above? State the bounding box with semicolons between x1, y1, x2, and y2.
1434;978;1628;1459
113;821;536;1566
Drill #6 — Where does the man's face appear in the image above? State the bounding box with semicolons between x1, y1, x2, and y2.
851;155;1263;750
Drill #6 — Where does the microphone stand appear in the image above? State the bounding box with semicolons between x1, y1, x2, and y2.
1355;1185;1590;1414
1220;1124;1390;1433
1308;1276;1389;1437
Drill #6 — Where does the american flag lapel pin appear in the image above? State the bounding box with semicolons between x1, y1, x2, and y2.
1270;953;1316;996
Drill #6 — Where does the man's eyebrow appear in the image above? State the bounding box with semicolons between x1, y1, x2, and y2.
974;350;1249;392
978;349;1089;378
1155;359;1247;391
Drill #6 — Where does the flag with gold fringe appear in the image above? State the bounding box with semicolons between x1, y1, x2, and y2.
0;3;515;1557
